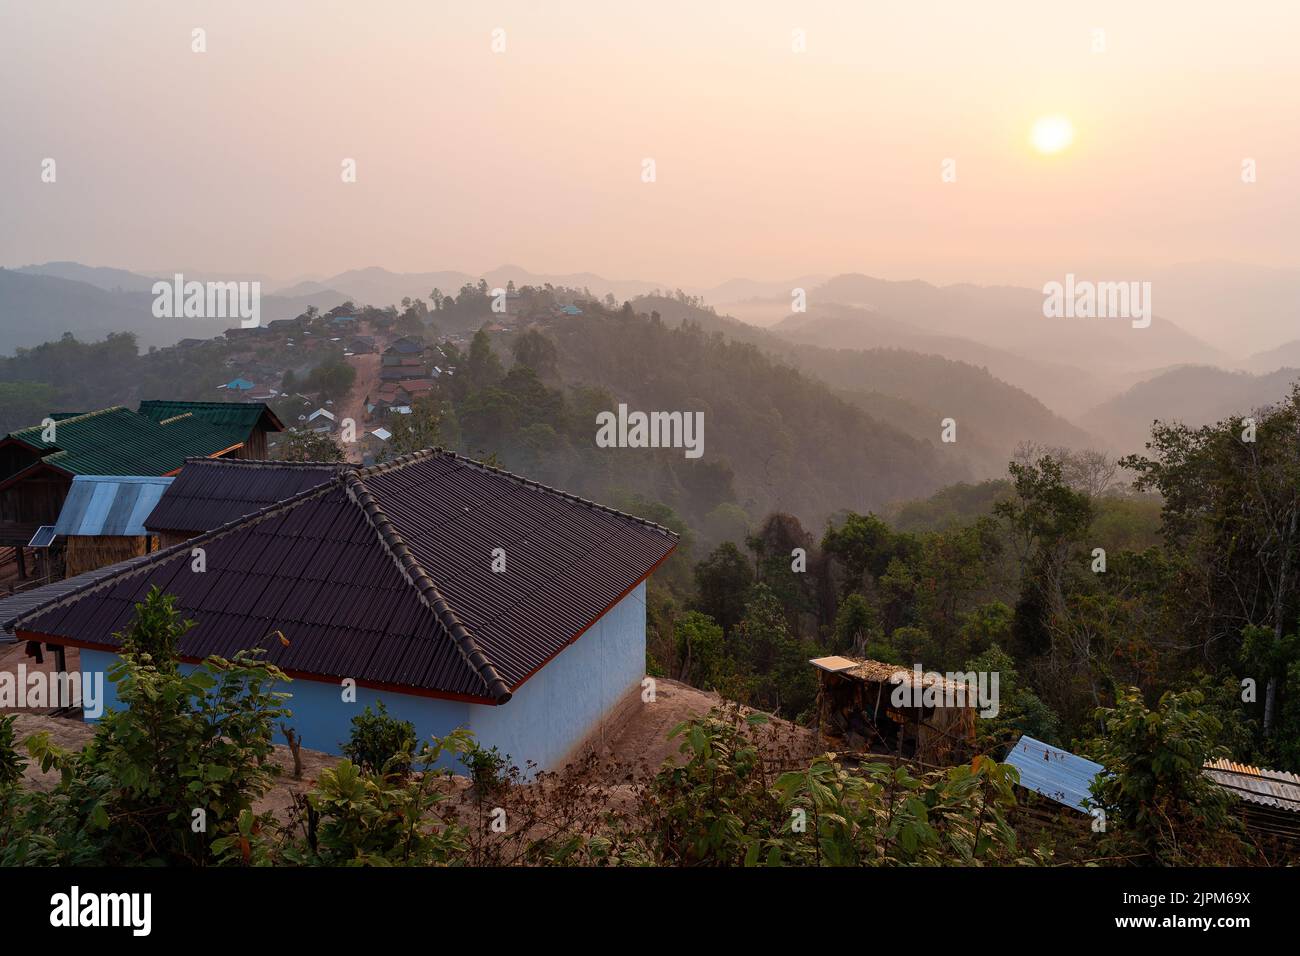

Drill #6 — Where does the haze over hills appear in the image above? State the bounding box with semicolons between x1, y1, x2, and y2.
1142;261;1300;356
771;303;1109;418
10;260;1300;471
271;265;668;309
631;294;1096;480
799;273;1228;374
0;269;349;354
1081;365;1300;455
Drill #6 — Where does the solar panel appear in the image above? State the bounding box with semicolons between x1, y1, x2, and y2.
27;525;57;548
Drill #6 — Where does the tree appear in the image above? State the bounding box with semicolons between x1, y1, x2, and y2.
511;329;559;380
1123;388;1300;737
736;584;815;718
277;429;344;462
673;611;727;688
465;329;503;390
693;543;753;637
11;589;291;866
385;396;444;458
1087;687;1241;865
830;593;880;655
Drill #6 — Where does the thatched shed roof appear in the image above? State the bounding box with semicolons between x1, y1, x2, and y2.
809;655;976;698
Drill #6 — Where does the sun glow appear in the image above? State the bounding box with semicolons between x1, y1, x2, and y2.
1030;115;1074;155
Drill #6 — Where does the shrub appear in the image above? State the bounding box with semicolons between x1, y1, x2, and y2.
278;730;475;866
461;741;509;795
4;589;291;866
1087;687;1245;865
341;702;417;776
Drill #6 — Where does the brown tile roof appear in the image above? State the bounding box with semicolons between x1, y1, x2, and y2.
399;379;436;393
145;457;354;535
9;450;677;703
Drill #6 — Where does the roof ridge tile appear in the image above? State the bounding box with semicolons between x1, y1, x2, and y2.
343;469;510;703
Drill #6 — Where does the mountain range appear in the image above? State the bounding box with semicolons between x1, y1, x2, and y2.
6;260;1300;471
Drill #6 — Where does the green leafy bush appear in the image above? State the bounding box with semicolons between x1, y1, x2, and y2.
342;702;417;776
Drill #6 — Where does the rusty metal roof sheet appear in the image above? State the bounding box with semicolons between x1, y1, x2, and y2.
9;449;677;703
1204;759;1300;813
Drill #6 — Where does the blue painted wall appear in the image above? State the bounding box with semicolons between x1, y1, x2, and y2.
78;581;647;773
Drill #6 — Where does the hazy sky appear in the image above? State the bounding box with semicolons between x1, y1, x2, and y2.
2;1;1298;287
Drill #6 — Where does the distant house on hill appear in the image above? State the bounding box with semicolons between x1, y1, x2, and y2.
560;305;583;316
349;336;376;354
0;402;283;579
396;379;436;401
8;451;678;770
306;408;337;434
221;378;255;393
386;336;425;356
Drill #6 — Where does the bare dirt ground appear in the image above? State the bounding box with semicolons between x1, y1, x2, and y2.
579;678;818;779
338;345;382;463
0;641;83;714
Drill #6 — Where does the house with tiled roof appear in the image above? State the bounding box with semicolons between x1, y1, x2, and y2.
6;450;677;770
0;402;283;578
144;457;350;547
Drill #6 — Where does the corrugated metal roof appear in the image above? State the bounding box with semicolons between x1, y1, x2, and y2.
11;449;678;702
145;458;350;534
4;407;252;477
137;400;282;433
1005;735;1105;813
1204;759;1300;813
53;475;174;537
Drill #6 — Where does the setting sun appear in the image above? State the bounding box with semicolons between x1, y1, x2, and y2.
1030;115;1075;154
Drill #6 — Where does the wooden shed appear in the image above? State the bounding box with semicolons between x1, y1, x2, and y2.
810;656;977;766
52;475;173;577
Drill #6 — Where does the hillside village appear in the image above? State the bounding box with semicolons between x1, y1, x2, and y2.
1;280;1299;870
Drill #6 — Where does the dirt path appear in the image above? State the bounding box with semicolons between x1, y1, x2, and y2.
337;321;383;463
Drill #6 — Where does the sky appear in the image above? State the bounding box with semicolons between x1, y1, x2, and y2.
2;0;1298;288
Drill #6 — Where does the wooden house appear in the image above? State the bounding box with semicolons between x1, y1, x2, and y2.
0;402;283;579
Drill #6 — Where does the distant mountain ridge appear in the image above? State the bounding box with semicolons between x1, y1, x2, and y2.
1081;365;1300;454
631;294;1096;480
0;270;348;355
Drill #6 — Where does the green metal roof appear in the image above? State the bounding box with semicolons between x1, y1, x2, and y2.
137;400;281;432
5;406;251;477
